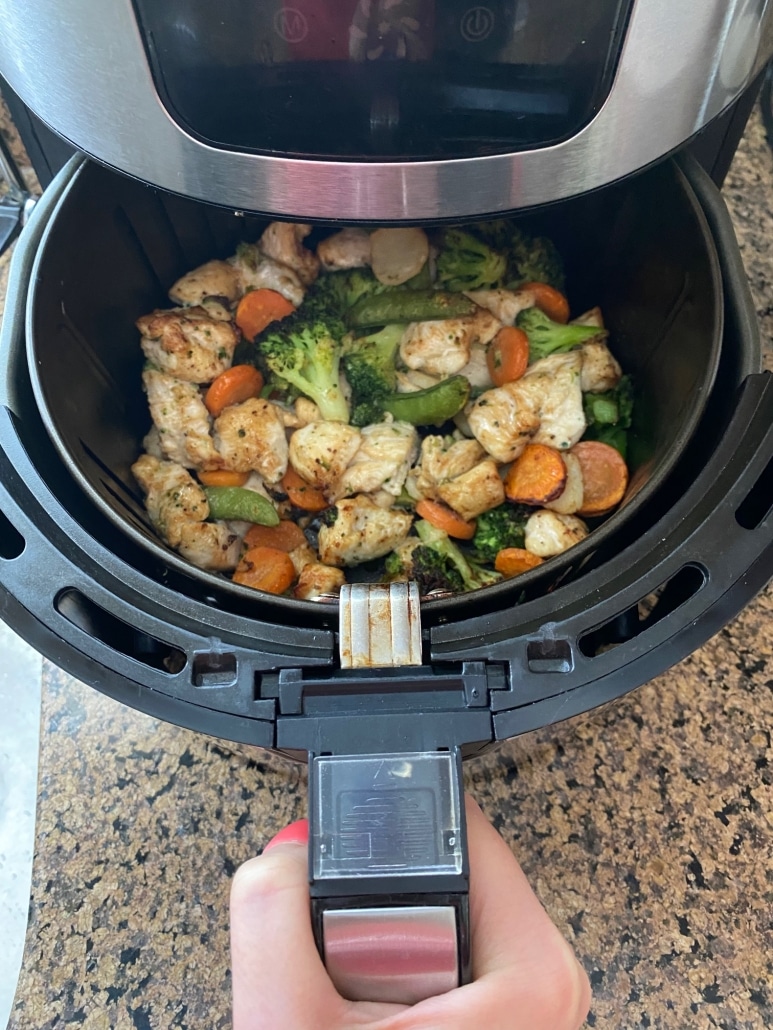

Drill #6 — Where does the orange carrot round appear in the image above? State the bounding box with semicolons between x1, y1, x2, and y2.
204;365;264;418
504;443;568;506
281;467;328;512
494;547;544;577
232;545;296;594
197;469;250;488
415;498;476;540
243;520;307;553
235;288;295;341
487;326;530;387
572;440;629;517
520;282;571;324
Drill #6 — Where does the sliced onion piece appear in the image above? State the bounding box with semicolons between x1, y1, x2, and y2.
370;227;429;286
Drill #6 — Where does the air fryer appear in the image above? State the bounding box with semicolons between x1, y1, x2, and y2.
1;0;773;1004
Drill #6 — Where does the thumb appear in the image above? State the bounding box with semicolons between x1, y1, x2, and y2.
230;821;344;1030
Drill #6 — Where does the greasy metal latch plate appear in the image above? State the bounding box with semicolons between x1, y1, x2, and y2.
339;582;422;669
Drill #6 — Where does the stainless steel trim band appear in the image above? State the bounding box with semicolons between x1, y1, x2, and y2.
0;0;771;220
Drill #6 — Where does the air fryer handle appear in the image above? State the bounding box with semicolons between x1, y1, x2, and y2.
308;749;471;1005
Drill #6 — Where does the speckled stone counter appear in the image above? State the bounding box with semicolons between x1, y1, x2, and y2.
4;112;773;1030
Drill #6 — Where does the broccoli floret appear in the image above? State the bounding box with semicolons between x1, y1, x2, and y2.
516;307;605;363
583;375;634;457
471;504;530;562
313;267;388;314
507;229;565;291
415;520;501;592
342;323;404;421
436;229;507;292
384;538;465;595
258;315;350;423
470;222;565;291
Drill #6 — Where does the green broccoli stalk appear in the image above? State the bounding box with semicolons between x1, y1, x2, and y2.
259;318;350;423
436;229;507;292
471;504;530;562
415;519;501;592
516;307;606;363
583;375;634;458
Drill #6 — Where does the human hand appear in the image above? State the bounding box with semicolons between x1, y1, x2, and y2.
230;795;591;1030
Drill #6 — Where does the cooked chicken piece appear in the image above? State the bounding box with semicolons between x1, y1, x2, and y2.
517;352;586;450
287;541;319;576
200;298;234;322
213;398;289;483
294;563;346;600
294;397;322;426
524;510;589;557
465;288;535;325
399;309;501;377
138;307;238;384
258;222;320;286
458;344;494;391
230;244;305;306
142;425;164;460
337;421;419;499
395;369;441;393
437;459;505;522
411;435;487;499
467;382;541;463
168;259;241;307
318;495;413;567
288;421;362;493
580;340;623;394
132;454;241;571
143;368;222;470
317;228;372;271
571;306;605;329
543;452;584;515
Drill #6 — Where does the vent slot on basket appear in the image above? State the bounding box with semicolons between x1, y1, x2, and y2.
192;652;238;688
736;454;773;530
578;564;707;658
0;510;25;559
55;588;186;673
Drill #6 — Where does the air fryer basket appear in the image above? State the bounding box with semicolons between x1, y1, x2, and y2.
26;157;722;623
0;152;769;755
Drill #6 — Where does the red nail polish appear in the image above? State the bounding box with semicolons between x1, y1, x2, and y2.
263;818;309;852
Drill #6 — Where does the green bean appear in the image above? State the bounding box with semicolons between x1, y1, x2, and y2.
383;376;470;426
203;487;279;525
347;290;477;328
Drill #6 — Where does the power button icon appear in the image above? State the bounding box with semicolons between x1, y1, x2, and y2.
460;6;495;43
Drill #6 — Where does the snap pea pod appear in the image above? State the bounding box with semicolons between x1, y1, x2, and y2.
203;486;279;526
346;289;477;328
383;375;470;426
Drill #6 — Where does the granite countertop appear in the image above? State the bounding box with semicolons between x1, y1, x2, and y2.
3;107;773;1030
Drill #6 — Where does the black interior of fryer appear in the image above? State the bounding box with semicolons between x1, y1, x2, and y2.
24;157;722;622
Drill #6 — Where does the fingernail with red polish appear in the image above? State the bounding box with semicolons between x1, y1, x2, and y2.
263;819;309;852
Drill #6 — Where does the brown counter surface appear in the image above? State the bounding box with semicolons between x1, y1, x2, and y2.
3;109;773;1030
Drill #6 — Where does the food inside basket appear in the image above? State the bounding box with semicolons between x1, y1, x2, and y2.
131;220;633;601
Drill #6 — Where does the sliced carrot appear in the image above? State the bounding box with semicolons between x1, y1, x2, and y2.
281;467;328;512
572;440;629;517
235;288;295;341
416;499;476;540
520;282;571;324
487;326;530;387
197;469;250;488
204;364;264;418
504;443;567;506
243;519;307;553
232;545;296;594
494;547;544;577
